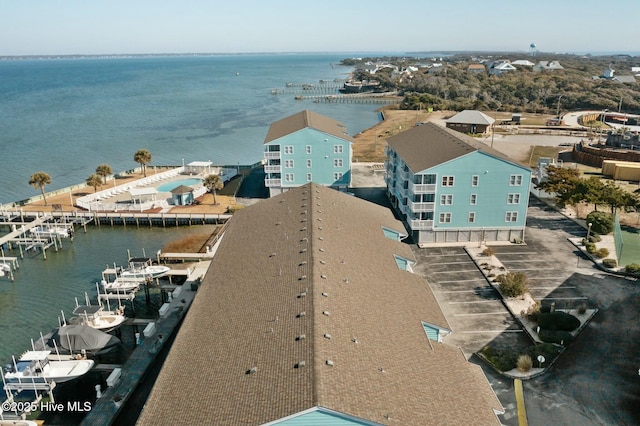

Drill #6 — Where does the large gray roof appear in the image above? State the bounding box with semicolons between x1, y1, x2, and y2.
138;184;503;425
264;110;354;144
446;110;495;125
387;122;528;174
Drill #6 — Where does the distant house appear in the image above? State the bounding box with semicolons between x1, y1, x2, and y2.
488;61;517;75
467;63;486;73
385;123;532;246
445;110;495;135
603;65;615;78
263;110;353;197
512;59;535;67
613;75;636;84
534;61;564;72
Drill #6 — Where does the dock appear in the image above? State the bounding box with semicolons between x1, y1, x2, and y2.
80;261;210;426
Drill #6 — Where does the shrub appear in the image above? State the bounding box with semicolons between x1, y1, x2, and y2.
537;311;580;331
524;301;541;322
577;303;587;315
226;204;244;213
538;329;573;345
625;263;640;274
585;242;596;254
586;211;614;235
480;345;517;372
517;355;533;372
495;272;529;298
602;258;617;268
540;304;552;314
588;234;602;243
594;248;609;258
482;247;495;257
527;342;561;363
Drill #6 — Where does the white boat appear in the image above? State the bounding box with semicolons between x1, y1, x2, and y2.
100;278;140;293
3;350;94;385
69;304;126;332
120;258;169;279
0;263;10;277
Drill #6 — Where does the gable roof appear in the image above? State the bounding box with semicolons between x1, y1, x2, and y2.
138;183;503;425
535;61;564;70
446;110;496;126
387;122;527;173
170;185;194;195
264;110;354;144
613;75;636;83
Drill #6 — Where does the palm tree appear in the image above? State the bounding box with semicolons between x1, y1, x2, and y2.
95;163;113;184
133;149;152;177
203;174;224;205
86;173;103;193
28;171;51;205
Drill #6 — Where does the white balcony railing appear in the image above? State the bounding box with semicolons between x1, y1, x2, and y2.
264;152;281;160
409;201;435;212
409;183;436;193
264;165;281;173
264;178;282;187
410;219;434;230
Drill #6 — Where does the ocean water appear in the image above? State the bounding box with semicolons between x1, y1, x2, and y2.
0;53;382;204
0;54;384;367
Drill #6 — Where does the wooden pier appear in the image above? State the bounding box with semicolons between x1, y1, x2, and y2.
80;262;210;426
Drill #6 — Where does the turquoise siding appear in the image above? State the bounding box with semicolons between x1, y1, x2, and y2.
393;254;413;271
273;410;378;426
382;226;404;241
267;128;351;187
422;322;440;342
428;151;530;230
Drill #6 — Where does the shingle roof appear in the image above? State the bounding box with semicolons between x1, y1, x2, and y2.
387;122;526;174
446;110;495;126
169;185;194;194
138;183;503;425
264;110;354;144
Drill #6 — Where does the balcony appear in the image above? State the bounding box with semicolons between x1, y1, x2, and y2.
265;151;281;160
409;183;436;193
264;165;281;173
264;178;282;187
409;219;434;230
409;201;435;212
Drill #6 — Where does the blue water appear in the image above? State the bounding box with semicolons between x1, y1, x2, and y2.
0;54;384;368
0;53;383;205
156;178;202;192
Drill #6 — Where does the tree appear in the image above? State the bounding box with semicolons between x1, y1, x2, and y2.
133;149;152;177
203;174;224;205
535;165;581;206
95;164;113;184
86;173;103;193
28;172;51;205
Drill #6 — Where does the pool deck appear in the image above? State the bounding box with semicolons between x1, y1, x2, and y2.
8;169;235;216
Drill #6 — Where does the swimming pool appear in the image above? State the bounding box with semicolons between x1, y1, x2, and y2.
156;178;203;192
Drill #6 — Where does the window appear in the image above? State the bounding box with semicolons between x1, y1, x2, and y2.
506;211;518;222
413;193;435;203
509;174;523;186
306;159;312;168
284;146;294;155
419;212;434;220
468;212;476;223
415;174;437;184
333;172;343;181
306;173;312;182
333;145;343;154
284;160;294;168
439;212;452;223
441;176;454;186
284;173;294;182
470;194;477;205
306;145;312;154
471;175;479;186
440;194;453;205
334;158;343;167
507;193;521;204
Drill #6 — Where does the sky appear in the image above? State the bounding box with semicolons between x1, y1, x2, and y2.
1;0;639;56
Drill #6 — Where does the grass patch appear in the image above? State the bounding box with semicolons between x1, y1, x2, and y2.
162;233;214;253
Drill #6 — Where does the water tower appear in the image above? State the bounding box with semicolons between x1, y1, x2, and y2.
530;43;537;57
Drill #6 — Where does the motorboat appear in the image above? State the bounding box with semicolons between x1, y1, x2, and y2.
0;263;10;277
120;257;169;279
100;278;140;293
3;350;94;385
68;304;126;332
33;325;121;357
